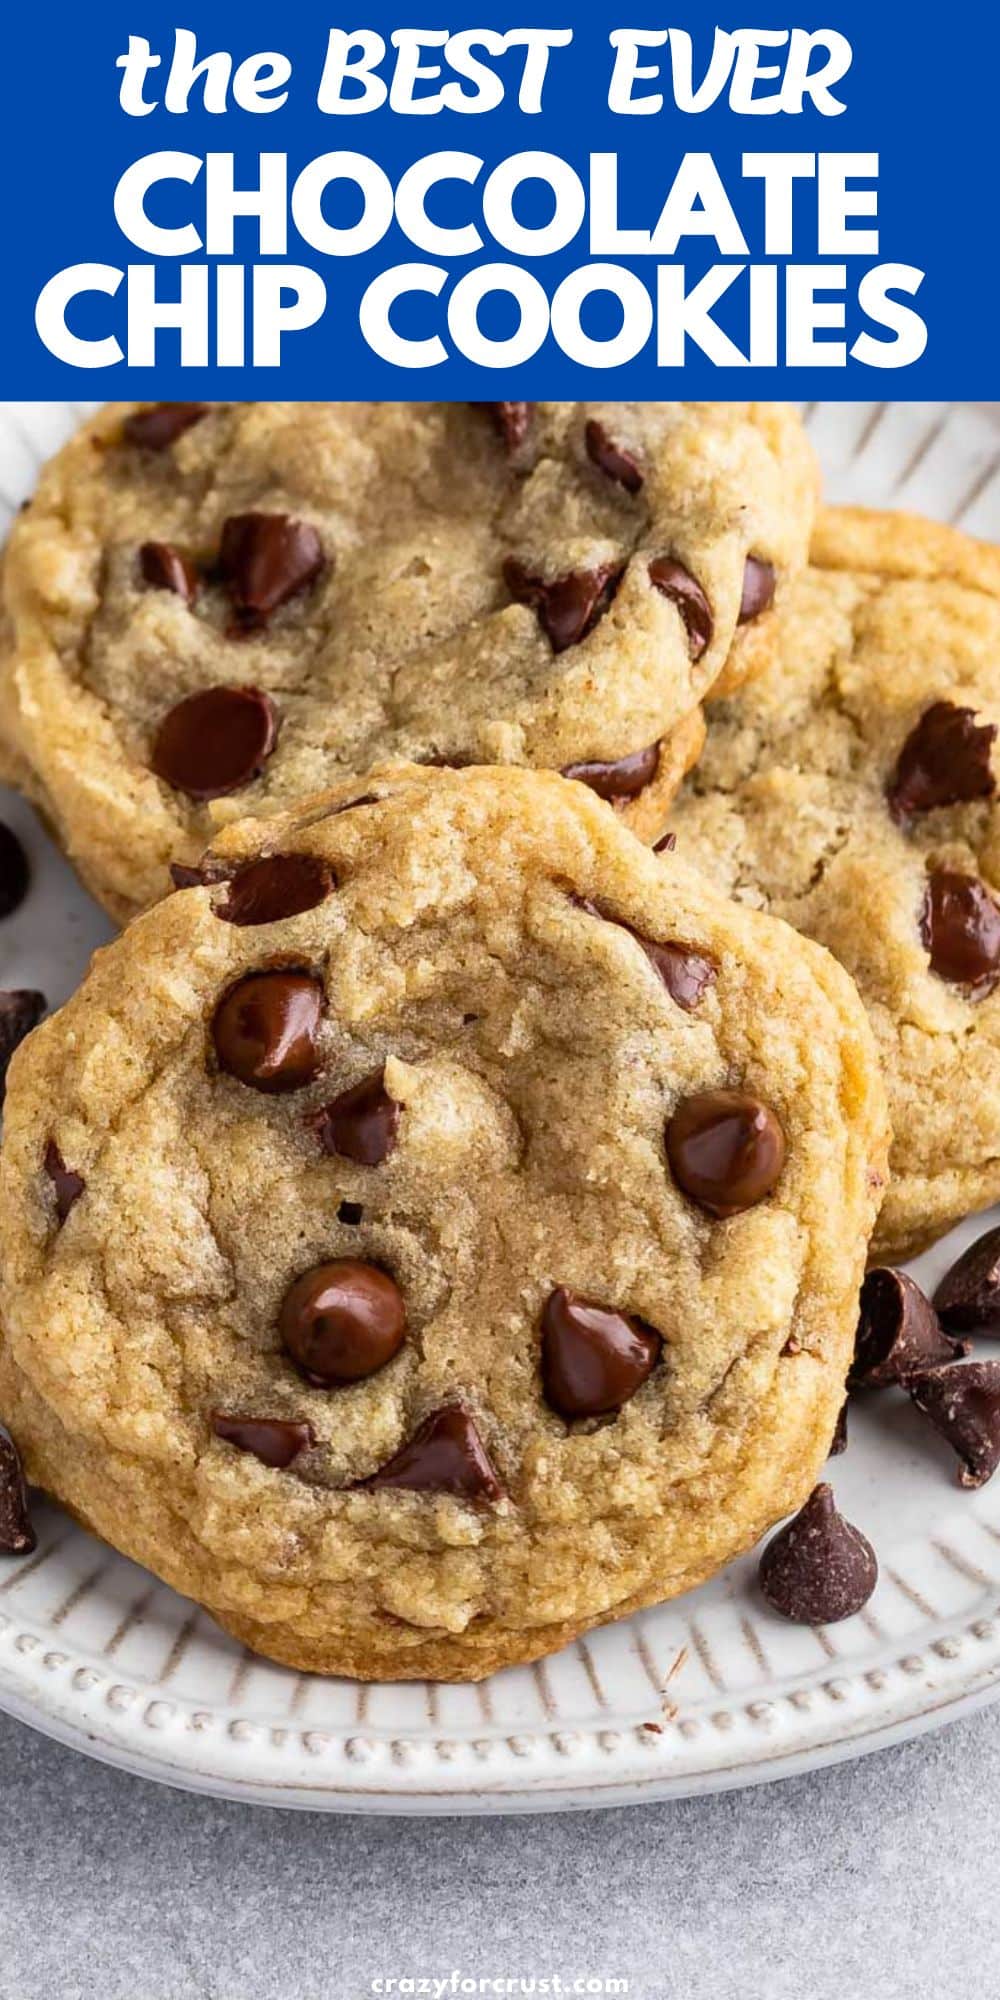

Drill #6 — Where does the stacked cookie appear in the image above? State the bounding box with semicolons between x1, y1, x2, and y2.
0;400;993;1682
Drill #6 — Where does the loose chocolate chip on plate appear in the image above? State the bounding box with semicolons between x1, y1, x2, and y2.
139;540;198;605
123;403;207;451
888;700;996;822
152;685;279;801
851;1268;966;1388
738;556;776;623
648;557;713;660
935;1224;1000;1333
562;740;660;803
279;1259;406;1385
311;1067;399;1167
212;969;324;1094
218;513;325;628
920;869;1000;991
211;1413;315;1469
0;822;30;919
43;1140;85;1224
908;1360;1000;1488
0;989;45;1103
0;1422;36;1556
666;1088;786;1217
760;1484;876;1624
358;1404;504;1501
585;420;643;494
216;853;335;927
481;401;533;453
541;1286;662;1418
504;557;625;654
829;1402;848;1457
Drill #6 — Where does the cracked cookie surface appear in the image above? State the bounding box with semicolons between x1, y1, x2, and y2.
0;401;816;920
670;506;1000;1262
0;765;885;1680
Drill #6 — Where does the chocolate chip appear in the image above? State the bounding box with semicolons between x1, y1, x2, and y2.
0;822;30;919
738;557;776;623
169;858;234;892
338;1200;364;1227
908;1360;1000;1488
218;513;325;628
43;1140;85;1224
585;420;643;494
759;1484;877;1623
152;686;279;800
851;1268;966;1388
481;402;533;453
139;540;198;606
666;1089;786;1217
311;1067;399;1167
935;1224;1000;1333
211;1413;315;1469
0;990;45;1103
829;1402;848;1456
888;701;997;821
561;740;660;802
212;970;324;1094
123;403;207;450
648;558;713;661
0;1423;35;1556
653;830;677;855
920;869;1000;991
575;899;715;1012
541;1287;662;1417
216;854;335;927
358;1404;504;1501
279;1259;406;1385
504;557;624;654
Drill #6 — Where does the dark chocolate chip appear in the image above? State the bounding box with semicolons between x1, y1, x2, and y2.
759;1484;877;1623
888;701;997;822
829;1402;848;1457
218;513;325;628
358;1405;504;1501
504;557;624;654
648;557;713;660
0;990;45;1103
585;420;643;494
279;1259;406;1385
123;403;207;451
169;858;234;892
738;557;776;623
211;1413;315;1469
151;686;279;801
666;1089;786;1217
920;869;1000;992
212;970;324;1094
338;1200;364;1227
908;1360;1000;1488
935;1224;1000;1333
139;541;198;605
216;853;335;927
311;1067;399;1167
0;822;30;919
0;1423;36;1556
481;402;533;453
43;1140;85;1224
575;898;715;1012
541;1286;662;1417
561;740;660;803
851;1268;966;1388
653;830;677;855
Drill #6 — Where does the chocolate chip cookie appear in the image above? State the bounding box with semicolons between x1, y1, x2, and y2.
0;401;817;919
0;764;886;1680
670;505;1000;1262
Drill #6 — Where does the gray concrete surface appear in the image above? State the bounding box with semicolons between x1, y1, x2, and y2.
0;1700;995;1999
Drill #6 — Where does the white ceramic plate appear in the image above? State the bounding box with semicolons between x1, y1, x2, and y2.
1;401;999;1816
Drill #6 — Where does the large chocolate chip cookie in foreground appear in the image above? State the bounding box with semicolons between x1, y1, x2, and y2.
0;765;886;1681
